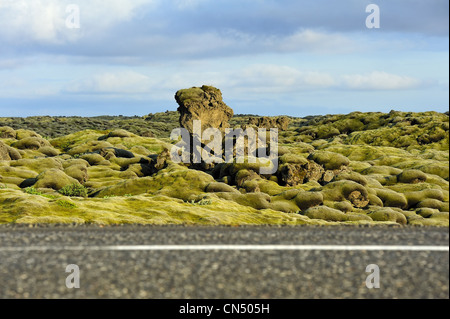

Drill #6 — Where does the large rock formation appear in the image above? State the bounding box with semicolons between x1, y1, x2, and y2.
175;85;234;134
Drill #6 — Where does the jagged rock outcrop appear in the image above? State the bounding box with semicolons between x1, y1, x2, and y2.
175;85;234;134
278;161;324;186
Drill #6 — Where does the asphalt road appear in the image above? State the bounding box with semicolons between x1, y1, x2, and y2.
0;225;448;299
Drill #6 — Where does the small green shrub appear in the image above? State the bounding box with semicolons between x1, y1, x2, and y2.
59;183;88;197
56;200;77;209
24;187;43;196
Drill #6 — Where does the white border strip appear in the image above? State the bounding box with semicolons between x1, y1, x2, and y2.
0;245;448;252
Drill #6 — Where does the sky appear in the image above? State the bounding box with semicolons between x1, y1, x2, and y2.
0;0;448;117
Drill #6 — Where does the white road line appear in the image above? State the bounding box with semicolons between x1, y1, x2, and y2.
0;245;448;252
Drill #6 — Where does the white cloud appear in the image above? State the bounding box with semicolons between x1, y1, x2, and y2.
0;0;152;44
172;65;422;94
228;64;337;93
66;71;154;94
341;71;422;90
278;29;356;54
159;64;421;95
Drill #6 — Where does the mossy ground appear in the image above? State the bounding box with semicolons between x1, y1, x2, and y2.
0;110;448;226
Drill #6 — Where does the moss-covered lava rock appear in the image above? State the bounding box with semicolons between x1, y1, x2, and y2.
0;109;448;226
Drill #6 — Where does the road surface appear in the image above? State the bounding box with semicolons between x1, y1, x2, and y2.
0;225;448;299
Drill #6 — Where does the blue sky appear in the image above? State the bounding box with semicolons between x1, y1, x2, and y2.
0;0;448;117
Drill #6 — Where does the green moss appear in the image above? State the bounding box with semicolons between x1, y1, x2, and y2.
416;163;449;180
327;200;354;212
333;118;364;134
440;202;449;212
33;169;80;191
241;180;261;193
361;166;403;176
375;188;408;209
234;169;257;187
50;130;106;151
368;193;384;207
255;179;288;195
205;182;239;193
416;208;437;218
319;180;369;208
332;171;368;186
368;208;407;225
316;126;341;139
59;183;88;197
416;198;443;210
106;129;135;138
408;217;448;226
175;87;206;104
15;129;42;140
11;137;50;150
56;199;78;209
303;206;348;222
294;191;324;211
404;189;445;208
81;153;110;166
62;158;89;169
23;187;43;195
39;146;60;157
308;151;350;170
269;199;299;213
279;153;308;165
94;164;214;200
430;211;449;220
0;166;37;180
229;156;275;175
64;164;88;183
10;157;63;174
397;169;427;184
276;189;302;200
0;126;16;139
346;213;373;222
1;110;448;226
